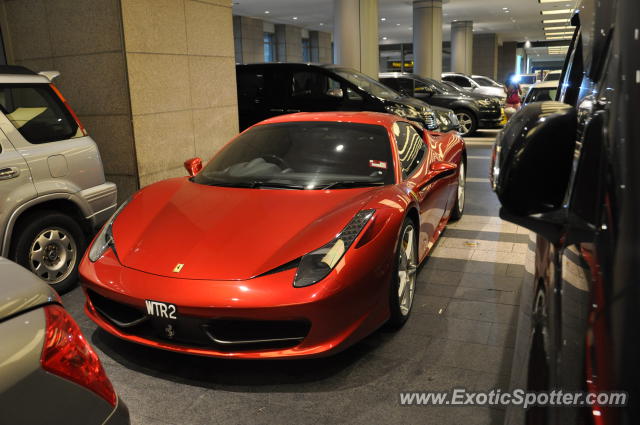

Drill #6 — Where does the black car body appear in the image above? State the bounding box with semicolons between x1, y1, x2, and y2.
236;63;446;132
380;72;502;136
492;0;640;423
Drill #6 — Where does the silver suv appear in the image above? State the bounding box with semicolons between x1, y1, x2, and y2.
0;66;116;292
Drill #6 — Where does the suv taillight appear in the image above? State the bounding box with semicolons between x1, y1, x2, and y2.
49;83;87;137
41;304;116;406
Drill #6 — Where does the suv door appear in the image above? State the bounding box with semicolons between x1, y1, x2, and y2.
284;67;364;113
236;66;286;130
0;132;36;246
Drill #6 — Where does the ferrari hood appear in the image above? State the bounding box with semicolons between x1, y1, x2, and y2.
112;178;381;280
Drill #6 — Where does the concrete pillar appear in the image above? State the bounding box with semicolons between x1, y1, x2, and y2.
310;30;333;64
472;33;498;79
275;24;303;62
497;41;518;84
233;16;264;64
1;0;240;197
412;0;443;79
451;20;473;74
333;0;379;78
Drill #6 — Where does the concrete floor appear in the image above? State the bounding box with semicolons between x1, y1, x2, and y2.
62;130;527;425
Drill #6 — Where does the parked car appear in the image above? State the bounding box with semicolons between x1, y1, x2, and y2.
522;80;559;105
492;1;640;423
380;72;503;136
431;105;460;133
80;111;466;359
543;69;562;81
0;66;117;293
237;63;445;132
442;72;507;99
0;257;129;424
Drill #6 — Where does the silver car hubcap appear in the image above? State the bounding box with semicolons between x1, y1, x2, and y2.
397;224;417;316
29;228;77;284
457;162;466;213
456;112;473;135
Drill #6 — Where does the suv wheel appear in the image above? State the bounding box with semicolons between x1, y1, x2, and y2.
12;211;86;294
455;110;478;136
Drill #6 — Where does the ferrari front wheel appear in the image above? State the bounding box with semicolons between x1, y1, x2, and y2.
450;160;466;221
388;218;418;328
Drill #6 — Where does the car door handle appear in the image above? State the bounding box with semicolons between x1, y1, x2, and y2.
269;108;285;113
0;167;19;180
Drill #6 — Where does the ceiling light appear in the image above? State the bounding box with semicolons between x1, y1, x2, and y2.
292;16;298;20
382;36;388;40
264;10;270;14
502;7;509;10
545;31;574;36
543;18;570;23
524;40;532;48
544;25;574;30
541;9;573;15
319;22;324;26
396;23;401;26
381;17;386;21
539;0;567;3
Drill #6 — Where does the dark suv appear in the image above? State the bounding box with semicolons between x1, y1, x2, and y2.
380;72;502;136
236;63;456;133
491;0;640;423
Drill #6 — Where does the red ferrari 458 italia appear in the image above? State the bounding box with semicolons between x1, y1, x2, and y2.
80;111;466;359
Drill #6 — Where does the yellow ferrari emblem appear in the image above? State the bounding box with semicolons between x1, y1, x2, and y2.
173;263;184;273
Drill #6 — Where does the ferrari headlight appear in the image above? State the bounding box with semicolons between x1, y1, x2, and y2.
88;199;129;262
293;209;375;287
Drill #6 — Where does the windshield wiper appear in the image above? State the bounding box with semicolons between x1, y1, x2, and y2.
248;180;306;190
320;181;385;190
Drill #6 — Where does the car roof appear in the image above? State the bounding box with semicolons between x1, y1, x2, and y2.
256;111;401;127
442;72;469;77
0;65;55;84
0;257;57;321
531;81;559;89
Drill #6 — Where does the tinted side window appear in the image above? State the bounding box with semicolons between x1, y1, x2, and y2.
0;84;80;144
446;76;472;88
393;121;426;177
383;78;413;96
237;70;266;105
291;71;342;99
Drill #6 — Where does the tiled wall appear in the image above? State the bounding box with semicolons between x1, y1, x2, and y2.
233;15;264;64
1;0;139;198
120;0;238;187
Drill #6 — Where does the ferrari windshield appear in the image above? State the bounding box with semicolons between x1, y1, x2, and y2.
194;122;395;189
333;69;401;101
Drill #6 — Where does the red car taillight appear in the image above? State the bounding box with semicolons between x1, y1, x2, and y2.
49;83;87;137
40;304;116;407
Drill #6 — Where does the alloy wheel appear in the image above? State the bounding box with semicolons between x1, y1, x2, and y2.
456;112;473;135
397;224;417;316
29;227;77;284
457;161;466;214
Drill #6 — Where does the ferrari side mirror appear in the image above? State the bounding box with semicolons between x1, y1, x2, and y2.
184;157;203;177
430;161;457;173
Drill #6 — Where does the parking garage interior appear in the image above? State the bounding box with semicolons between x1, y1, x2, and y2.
2;1;636;425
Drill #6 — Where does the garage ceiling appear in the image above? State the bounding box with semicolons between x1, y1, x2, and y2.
232;0;579;44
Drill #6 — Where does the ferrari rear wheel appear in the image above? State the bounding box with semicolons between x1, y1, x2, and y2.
389;218;418;328
450;160;466;221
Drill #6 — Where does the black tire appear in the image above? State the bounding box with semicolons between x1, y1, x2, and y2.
11;211;86;294
388;217;418;328
455;109;478;136
450;160;466;221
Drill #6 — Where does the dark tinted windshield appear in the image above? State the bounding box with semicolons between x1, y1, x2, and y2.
194;122;394;189
334;69;401;100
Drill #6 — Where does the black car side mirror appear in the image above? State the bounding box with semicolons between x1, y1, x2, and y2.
490;101;577;242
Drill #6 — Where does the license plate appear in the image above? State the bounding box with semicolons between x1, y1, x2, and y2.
145;299;177;320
